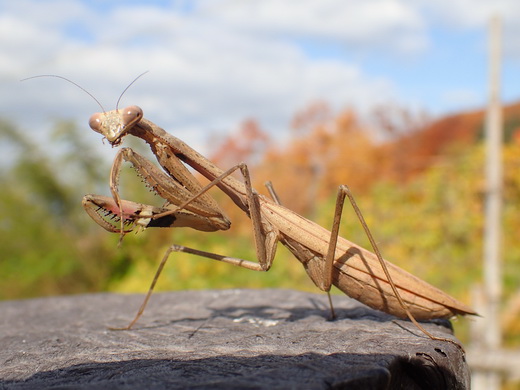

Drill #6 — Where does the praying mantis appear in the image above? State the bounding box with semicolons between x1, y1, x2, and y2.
25;73;476;344
81;100;477;340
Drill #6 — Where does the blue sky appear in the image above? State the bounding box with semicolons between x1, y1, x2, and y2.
1;0;520;158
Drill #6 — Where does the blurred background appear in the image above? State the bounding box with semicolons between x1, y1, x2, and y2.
1;1;519;387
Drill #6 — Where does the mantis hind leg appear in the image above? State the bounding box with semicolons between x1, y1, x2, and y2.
326;185;463;348
264;181;336;320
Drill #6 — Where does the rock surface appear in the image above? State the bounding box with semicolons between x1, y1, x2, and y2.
0;289;469;389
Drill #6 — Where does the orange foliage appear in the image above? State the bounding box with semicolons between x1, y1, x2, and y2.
210;118;270;168
206;99;520;218
378;109;482;182
377;100;520;182
255;106;381;215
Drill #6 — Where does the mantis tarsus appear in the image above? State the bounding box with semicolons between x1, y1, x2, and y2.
82;103;477;344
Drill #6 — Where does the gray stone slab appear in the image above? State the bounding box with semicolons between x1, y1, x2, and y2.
0;289;469;389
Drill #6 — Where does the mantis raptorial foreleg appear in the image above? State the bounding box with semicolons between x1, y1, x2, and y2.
108;147;231;241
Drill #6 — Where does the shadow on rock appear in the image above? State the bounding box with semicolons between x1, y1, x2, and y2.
0;351;465;390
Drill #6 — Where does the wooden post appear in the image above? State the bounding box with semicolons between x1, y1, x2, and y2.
473;15;503;390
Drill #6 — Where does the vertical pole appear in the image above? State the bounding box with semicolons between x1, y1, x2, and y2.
484;13;502;350
479;14;503;390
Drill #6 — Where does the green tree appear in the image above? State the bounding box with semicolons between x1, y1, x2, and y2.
0;119;125;298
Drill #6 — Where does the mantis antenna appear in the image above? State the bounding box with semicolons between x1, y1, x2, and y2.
115;71;149;111
21;74;106;113
21;71;149;113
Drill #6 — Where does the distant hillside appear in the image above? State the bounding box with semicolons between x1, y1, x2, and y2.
380;100;520;182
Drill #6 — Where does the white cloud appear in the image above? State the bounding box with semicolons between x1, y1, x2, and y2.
3;0;520;169
199;0;428;55
2;0;403;158
418;0;520;29
416;0;520;60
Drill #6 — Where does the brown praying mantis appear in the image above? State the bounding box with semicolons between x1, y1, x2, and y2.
25;73;476;344
81;102;477;342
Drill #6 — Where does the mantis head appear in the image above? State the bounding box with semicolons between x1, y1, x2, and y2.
22;72;148;146
89;106;143;146
88;72;149;145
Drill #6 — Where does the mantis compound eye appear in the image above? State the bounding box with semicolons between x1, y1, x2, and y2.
122;106;143;127
88;112;103;133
